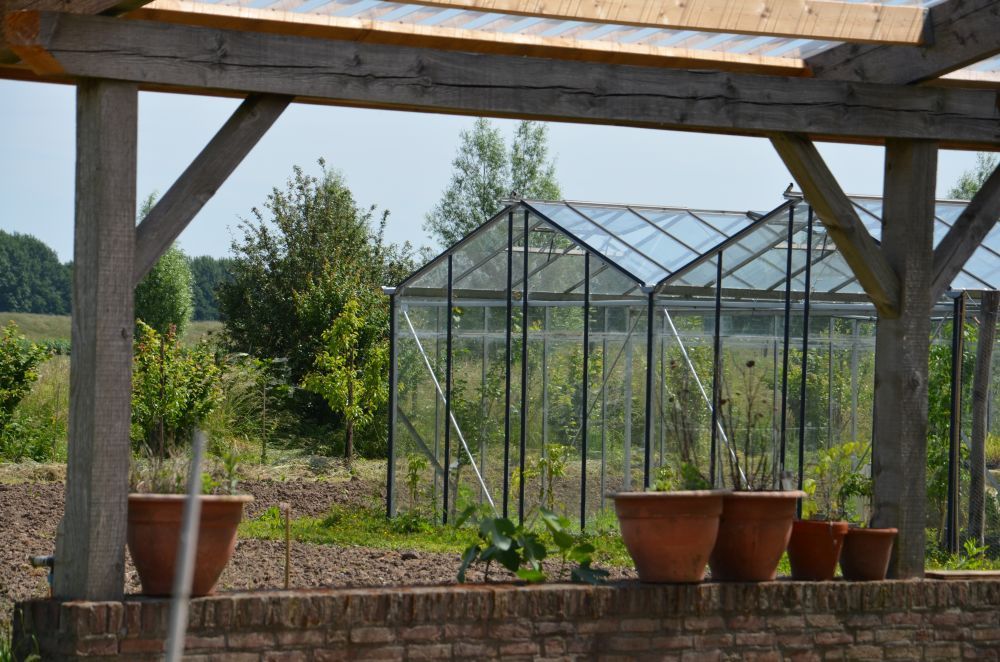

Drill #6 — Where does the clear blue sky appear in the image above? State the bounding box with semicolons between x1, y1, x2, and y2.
0;79;982;263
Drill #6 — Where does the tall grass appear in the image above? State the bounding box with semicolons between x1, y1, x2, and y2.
0;356;69;463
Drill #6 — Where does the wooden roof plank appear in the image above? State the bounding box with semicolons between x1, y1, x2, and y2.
399;0;930;45
128;1;807;77
808;0;1000;84
5;11;1000;149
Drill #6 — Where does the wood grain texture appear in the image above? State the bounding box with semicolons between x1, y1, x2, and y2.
770;133;900;317
931;164;1000;300
871;138;938;579
53;78;137;601
128;1;807;77
133;93;289;284
6;12;1000;149
401;0;930;45
808;0;1000;84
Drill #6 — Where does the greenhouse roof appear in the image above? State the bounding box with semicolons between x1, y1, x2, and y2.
398;191;1000;300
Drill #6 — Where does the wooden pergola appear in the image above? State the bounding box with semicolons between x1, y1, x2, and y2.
2;0;999;600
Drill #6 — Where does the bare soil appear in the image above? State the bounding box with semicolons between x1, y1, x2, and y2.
0;474;633;627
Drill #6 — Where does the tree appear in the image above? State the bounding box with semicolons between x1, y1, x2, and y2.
189;255;233;321
302;295;388;466
0;231;71;314
949;152;998;200
0;322;49;438
424;119;561;247
134;194;195;336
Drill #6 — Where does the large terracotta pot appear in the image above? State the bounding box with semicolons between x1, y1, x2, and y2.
839;527;898;581
127;494;253;596
708;491;804;582
613;491;726;583
787;519;849;581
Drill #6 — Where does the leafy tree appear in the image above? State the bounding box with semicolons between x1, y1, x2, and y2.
302;296;388;466
424;119;561;247
218;160;413;384
135;245;194;337
0;231;71;314
949;153;998;200
189;255;233;321
131;320;221;455
0;322;50;438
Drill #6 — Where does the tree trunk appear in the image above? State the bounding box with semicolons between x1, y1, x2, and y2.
970;291;999;543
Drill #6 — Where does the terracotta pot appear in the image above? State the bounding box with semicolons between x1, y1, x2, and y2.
708;491;804;582
613;490;726;583
787;519;849;581
127;494;253;596
839;527;898;581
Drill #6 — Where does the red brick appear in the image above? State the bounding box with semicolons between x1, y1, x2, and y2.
620;618;659;633
734;632;775;647
884;645;922;660
680;651;722;662
276;629;326;647
264;652;310;662
227;630;276;650
314;650;349;662
684;616;725;632
743;653;782;662
75;634;118;656
184;634;225;651
399;625;441;642
605;636;651;652
454;641;496;657
353;644;405;660
350;627;396;644
845;645;884;660
500;640;541;656
924;643;962;659
119;637;164;654
815;631;853;646
651;635;694;650
406;643;452;659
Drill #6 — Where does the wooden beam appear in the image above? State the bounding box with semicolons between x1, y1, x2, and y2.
6;12;1000;150
872;138;938;579
931;164;1000;300
127;0;807;77
53;78;137;601
809;0;1000;84
770;133;900;317
133;93;290;284
400;0;930;45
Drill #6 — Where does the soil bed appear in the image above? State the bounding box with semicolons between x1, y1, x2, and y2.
0;473;634;627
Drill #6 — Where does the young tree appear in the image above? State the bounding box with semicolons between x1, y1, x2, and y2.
134;194;195;336
302;295;388;466
424;119;561;247
949;152;998;200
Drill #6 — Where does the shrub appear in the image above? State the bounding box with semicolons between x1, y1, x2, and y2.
131;321;221;455
0;322;50;454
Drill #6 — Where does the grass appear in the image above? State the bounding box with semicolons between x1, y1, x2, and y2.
0;313;222;346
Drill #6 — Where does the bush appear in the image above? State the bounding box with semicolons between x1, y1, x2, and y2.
0;322;50;453
131;321;221;455
0;356;68;463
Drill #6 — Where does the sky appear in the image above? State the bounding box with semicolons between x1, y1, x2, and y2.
0;79;984;264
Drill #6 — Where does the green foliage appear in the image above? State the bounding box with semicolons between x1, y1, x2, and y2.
0;355;68;463
424;119;561;247
189;256;233;321
135;245;195;337
718;357;774;490
653;462;711;492
406;454;429;509
986;433;1000;469
202;355;281;460
800;442;871;522
0;230;71;315
302;296;389;463
456;507;607;584
130;321;222;455
949;153;998;200
0;322;50;440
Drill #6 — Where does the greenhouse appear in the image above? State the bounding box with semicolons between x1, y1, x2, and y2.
385;190;1000;552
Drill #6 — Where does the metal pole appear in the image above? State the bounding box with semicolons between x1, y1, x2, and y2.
851;319;859;442
164;430;205;662
946;293;966;554
543;306;550;450
480;306;488;505
828;317;835;447
387;290;398;518
710;252;723;487
581;252;590;529
518;210;529;524
779;204;794;477
797;207;813;514
624;329;633;492
601;309;608;512
644;290;655;489
443;255;454;524
503;211;513;519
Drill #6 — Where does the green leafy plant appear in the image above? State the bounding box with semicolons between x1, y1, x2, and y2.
0;322;50;439
800;442;872;522
131;321;222;456
406;454;429;510
653;462;711;491
456;507;608;585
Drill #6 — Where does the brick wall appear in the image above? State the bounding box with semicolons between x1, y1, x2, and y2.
13;580;1000;660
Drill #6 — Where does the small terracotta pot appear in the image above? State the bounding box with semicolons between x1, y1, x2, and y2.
709;491;805;582
839;527;898;581
127;494;253;596
614;490;726;583
787;519;849;581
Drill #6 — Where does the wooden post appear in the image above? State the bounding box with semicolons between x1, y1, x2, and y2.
970;290;999;544
54;79;137;600
871;138;937;579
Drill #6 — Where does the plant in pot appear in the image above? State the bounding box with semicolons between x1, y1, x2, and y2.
614;462;724;583
708;358;805;582
832;467;897;581
127;322;252;597
787;442;869;580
